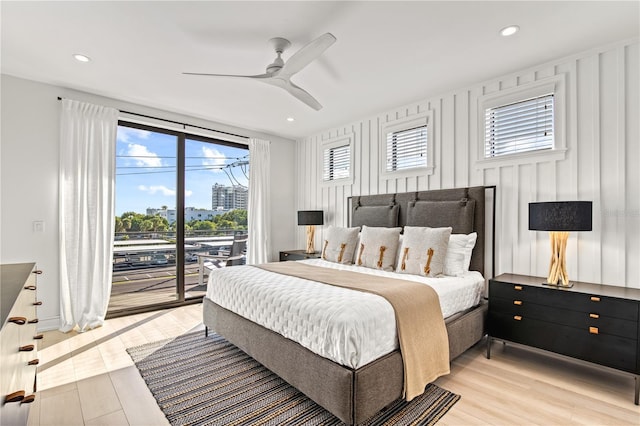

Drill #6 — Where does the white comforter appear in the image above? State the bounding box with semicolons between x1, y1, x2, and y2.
205;259;484;369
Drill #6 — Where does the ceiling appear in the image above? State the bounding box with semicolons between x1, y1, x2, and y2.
2;1;638;140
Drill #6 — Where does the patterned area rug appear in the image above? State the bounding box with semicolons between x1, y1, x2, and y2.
127;331;460;426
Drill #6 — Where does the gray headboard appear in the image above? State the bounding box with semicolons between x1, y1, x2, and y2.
348;186;495;277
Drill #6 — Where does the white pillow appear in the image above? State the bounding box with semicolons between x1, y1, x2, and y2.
443;232;478;276
355;226;402;271
321;226;360;264
396;226;452;277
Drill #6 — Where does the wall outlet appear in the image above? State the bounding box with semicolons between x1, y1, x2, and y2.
33;221;45;233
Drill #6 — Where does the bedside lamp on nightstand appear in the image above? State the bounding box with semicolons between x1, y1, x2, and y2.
529;201;592;287
298;210;324;254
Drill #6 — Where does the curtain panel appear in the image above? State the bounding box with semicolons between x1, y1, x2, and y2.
59;99;118;332
247;138;271;264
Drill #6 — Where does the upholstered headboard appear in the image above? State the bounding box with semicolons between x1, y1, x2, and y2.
349;186;495;277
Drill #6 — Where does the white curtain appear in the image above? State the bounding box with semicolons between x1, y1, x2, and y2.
247;138;271;264
59;99;118;332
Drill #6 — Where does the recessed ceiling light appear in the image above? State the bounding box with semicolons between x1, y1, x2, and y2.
286;117;295;122
73;53;91;62
500;25;520;37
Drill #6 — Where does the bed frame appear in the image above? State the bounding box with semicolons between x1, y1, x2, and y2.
203;186;495;424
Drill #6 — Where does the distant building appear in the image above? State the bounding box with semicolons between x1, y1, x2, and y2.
211;183;248;210
146;207;223;223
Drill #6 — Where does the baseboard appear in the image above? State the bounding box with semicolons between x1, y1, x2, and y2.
36;316;61;332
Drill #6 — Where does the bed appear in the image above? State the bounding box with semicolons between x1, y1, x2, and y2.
203;186;495;424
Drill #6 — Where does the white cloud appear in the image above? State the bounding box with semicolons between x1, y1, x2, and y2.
138;185;192;197
117;127;151;144
127;143;163;168
201;146;225;173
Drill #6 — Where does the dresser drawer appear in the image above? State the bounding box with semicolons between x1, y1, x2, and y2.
489;296;638;339
489;311;637;373
490;280;638;321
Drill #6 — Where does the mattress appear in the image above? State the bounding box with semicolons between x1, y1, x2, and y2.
205;259;484;369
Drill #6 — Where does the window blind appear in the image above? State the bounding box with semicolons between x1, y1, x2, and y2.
386;125;427;172
485;93;554;158
323;144;350;181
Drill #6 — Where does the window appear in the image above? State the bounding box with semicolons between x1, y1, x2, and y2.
323;143;350;181
477;74;566;168
380;111;434;177
484;93;554;158
386;125;427;172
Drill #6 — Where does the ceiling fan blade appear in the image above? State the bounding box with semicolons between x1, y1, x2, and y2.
182;72;272;79
278;33;336;78
267;79;322;111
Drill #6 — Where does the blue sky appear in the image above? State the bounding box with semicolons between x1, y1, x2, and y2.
115;125;249;216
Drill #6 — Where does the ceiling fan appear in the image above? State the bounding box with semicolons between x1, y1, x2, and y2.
184;33;336;111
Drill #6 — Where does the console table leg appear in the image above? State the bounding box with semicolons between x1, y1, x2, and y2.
635;376;639;405
486;336;492;359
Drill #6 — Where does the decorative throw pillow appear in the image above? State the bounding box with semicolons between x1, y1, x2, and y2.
355;226;402;271
443;232;478;276
321;226;360;264
396;226;452;277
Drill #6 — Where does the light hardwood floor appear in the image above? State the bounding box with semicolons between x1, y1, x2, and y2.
27;303;639;425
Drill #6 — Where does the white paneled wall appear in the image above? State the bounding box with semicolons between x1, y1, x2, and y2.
295;39;639;288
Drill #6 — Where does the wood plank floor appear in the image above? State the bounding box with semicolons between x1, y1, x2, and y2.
28;304;639;425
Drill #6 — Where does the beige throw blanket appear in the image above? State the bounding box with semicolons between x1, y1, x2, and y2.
258;262;450;400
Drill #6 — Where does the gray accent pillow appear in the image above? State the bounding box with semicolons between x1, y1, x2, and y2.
321;226;360;264
355;226;402;271
406;199;475;234
352;204;399;228
396;226;452;277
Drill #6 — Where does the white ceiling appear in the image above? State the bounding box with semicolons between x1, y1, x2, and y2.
2;1;638;140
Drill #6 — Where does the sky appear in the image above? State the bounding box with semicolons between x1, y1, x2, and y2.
115;125;249;216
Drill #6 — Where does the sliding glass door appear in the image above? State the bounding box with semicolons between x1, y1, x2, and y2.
108;122;248;316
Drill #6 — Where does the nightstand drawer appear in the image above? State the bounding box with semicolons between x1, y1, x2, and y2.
489;311;637;373
489;297;638;339
279;250;321;261
490;280;638;321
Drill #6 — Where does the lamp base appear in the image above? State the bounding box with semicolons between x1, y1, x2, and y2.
542;281;574;288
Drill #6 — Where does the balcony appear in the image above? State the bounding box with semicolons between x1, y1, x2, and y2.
108;230;247;314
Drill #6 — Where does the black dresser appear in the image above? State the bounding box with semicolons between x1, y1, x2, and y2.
487;273;640;405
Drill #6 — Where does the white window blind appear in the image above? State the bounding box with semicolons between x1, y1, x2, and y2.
323;144;350;181
386;125;427;172
485;93;554;158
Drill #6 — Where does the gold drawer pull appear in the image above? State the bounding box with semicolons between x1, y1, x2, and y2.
513;300;523;305
19;344;35;352
32;270;43;275
590;296;600;302
589;327;599;334
28;318;38;324
33;334;44;340
5;390;25;403
514;315;522;321
28;359;39;366
589;313;599;319
33;301;43;306
22;394;36;404
24;285;36;290
8;317;26;325
514;285;523;291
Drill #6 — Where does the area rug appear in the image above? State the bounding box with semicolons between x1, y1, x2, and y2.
127;331;460;426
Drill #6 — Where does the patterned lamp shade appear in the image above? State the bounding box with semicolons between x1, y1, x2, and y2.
529;201;592;231
297;210;324;226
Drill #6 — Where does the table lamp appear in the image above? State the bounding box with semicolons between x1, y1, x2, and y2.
529;201;592;287
298;210;324;254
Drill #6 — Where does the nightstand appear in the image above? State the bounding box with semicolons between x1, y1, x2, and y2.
487;273;640;405
279;250;322;262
